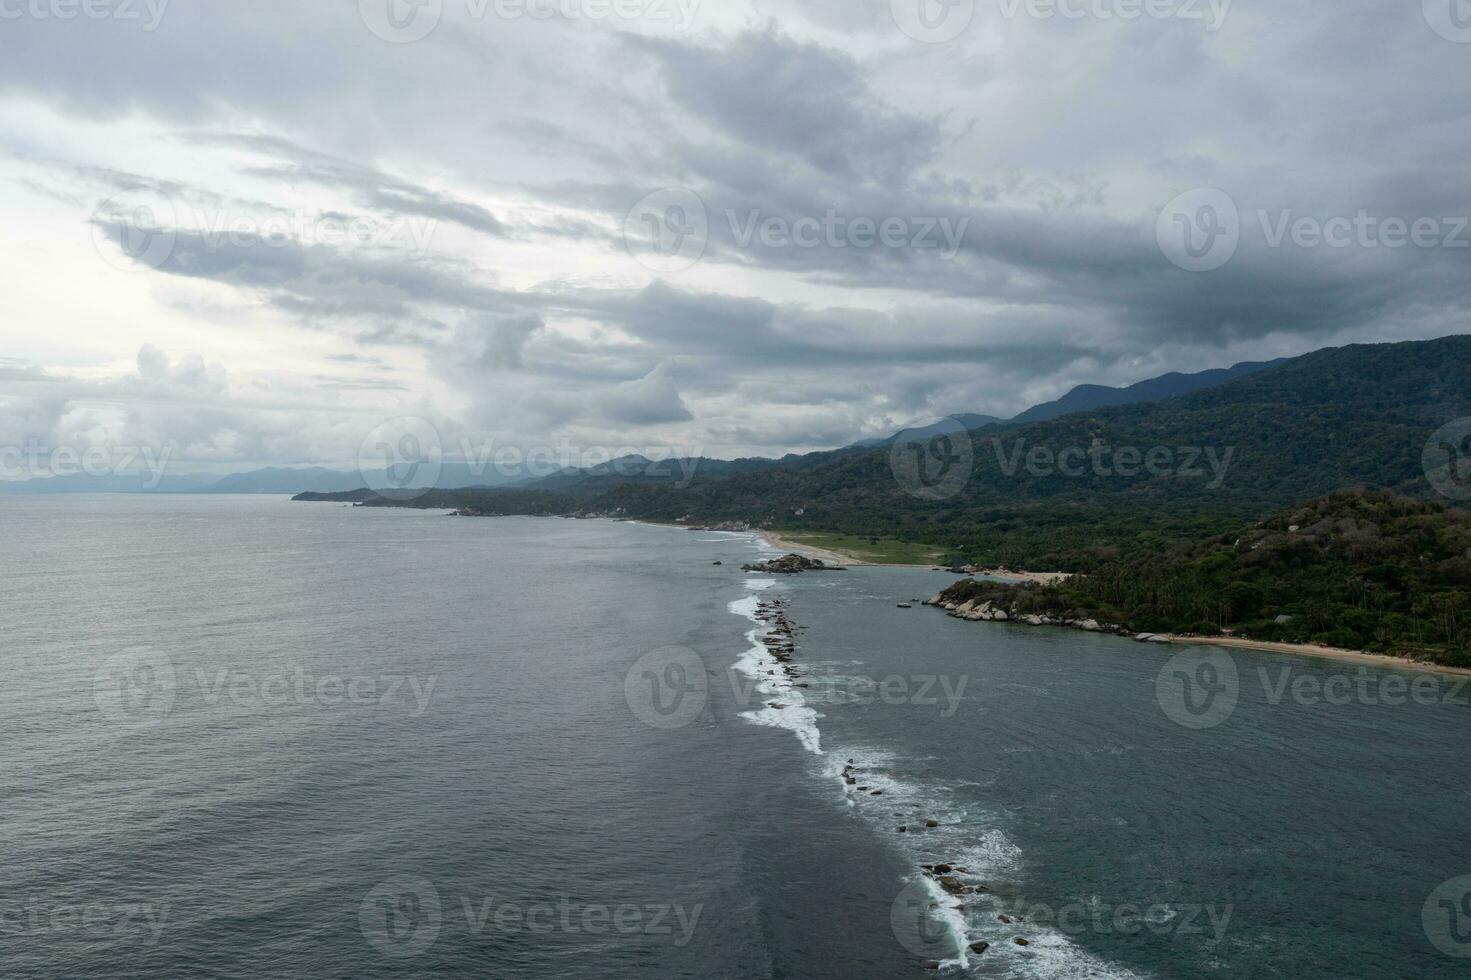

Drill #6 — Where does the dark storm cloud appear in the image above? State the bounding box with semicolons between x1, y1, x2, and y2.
10;0;1471;455
625;28;942;184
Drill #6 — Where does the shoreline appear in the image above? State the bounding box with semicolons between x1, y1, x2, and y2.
758;531;1070;582
1168;634;1471;679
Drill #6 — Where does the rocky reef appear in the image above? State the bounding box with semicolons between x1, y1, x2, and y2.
741;553;845;574
923;582;1172;644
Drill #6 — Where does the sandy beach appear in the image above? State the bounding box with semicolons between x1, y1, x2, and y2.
758;531;1074;582
1169;635;1471;679
757;532;866;566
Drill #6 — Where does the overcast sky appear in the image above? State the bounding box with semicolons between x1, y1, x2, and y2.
3;0;1470;473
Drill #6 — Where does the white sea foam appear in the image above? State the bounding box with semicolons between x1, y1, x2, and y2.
726;593;822;755
825;746;1148;978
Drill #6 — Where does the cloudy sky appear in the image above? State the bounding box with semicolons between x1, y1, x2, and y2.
3;0;1470;475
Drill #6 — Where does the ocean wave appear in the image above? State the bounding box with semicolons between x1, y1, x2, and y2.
824;746;1148;979
727;593;822;755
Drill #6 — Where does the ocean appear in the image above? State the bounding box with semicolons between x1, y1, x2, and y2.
2;495;1468;978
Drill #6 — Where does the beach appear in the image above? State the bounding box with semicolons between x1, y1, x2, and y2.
1169;634;1471;679
759;531;1072;583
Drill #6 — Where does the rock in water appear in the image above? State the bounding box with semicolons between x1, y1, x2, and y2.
741;553;844;574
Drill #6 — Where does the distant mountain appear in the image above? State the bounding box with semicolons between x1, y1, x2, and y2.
848;413;1006;448
202;467;369;494
0;471;215;494
0;461;527;495
381;335;1471;571
1011;359;1284;424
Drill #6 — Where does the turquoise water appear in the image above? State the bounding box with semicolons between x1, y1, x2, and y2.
1;496;1468;977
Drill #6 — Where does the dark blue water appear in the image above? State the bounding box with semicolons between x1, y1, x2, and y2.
2;496;1468;978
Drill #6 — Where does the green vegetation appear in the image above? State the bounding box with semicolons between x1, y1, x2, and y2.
588;336;1471;569
297;337;1471;667
775;532;944;565
937;492;1471;666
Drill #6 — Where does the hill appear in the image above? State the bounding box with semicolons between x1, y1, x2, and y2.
933;491;1471;666
581;335;1471;567
296;335;1471;574
1010;359;1284;424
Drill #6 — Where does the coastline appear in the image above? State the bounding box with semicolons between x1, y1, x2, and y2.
1168;634;1471;679
757;531;870;566
758;530;1071;582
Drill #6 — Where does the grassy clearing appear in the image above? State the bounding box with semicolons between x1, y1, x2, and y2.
779;532;944;565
